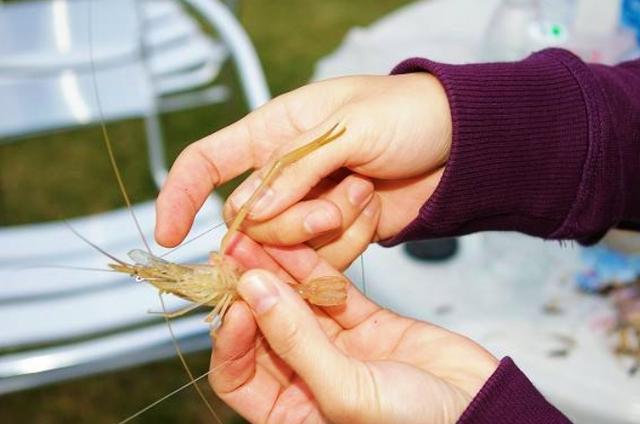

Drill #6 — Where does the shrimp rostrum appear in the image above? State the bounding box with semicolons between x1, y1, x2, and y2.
109;124;349;331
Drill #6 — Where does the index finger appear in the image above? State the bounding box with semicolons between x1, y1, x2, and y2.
155;77;364;247
154;118;254;247
153;97;308;247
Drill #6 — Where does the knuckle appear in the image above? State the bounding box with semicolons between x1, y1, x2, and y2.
316;199;343;226
344;219;368;244
343;173;373;189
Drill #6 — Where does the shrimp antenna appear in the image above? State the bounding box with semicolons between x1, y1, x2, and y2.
86;0;152;255
117;368;213;424
359;253;367;296
118;334;266;424
158;294;221;423
64;220;127;266
22;264;115;273
86;2;214;420
160;219;229;259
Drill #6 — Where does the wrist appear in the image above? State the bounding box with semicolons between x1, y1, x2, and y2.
395;72;452;168
384;49;595;245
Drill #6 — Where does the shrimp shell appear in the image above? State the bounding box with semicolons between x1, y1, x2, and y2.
110;249;348;325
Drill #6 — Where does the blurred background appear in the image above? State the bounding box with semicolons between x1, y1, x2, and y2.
0;0;639;423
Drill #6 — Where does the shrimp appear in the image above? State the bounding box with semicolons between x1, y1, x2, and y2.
92;124;350;424
107;124;349;331
1;1;354;421
73;0;352;416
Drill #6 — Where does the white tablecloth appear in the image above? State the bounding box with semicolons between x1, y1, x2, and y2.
317;1;640;423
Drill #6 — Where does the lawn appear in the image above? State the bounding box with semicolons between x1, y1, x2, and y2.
0;0;414;422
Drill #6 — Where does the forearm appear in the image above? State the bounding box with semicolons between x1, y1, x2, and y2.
384;49;640;246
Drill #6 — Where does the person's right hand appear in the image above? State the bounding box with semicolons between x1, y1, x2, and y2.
156;73;452;270
210;234;498;424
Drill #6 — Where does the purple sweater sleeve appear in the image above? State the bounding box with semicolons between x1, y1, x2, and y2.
384;49;640;246
386;49;640;423
458;357;570;424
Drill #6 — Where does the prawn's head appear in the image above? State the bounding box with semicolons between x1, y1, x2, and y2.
108;249;174;284
108;261;144;282
209;252;243;280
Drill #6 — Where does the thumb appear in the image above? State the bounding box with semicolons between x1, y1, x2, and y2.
237;269;353;401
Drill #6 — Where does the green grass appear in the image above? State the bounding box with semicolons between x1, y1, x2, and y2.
0;0;414;422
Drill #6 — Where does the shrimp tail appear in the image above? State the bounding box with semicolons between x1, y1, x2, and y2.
296;276;348;306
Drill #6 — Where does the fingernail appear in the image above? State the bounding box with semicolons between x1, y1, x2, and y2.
363;198;378;218
348;179;373;207
230;178;274;216
303;207;339;234
238;271;279;314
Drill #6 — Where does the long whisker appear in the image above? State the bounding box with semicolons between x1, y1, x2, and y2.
87;0;152;255
63;221;127;265
118;334;266;424
158;295;221;423
359;253;367;296
22;264;116;273
117;367;212;424
160;218;229;259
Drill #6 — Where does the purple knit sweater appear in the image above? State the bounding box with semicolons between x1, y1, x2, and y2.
390;49;640;423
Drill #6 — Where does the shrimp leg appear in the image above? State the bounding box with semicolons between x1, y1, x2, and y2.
148;294;218;319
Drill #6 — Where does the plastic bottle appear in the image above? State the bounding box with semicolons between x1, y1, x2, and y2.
483;0;575;61
484;0;638;64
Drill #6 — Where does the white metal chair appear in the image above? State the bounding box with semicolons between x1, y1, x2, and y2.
0;0;269;394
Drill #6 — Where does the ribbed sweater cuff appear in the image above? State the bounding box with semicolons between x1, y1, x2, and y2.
458;357;571;424
383;49;614;246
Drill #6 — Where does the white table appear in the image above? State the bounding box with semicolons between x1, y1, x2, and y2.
317;1;640;423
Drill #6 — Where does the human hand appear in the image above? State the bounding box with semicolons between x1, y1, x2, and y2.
156;73;452;270
210;234;498;424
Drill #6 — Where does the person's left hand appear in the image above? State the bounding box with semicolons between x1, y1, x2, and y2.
210;234;498;424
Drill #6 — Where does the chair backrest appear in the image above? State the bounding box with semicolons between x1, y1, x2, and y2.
0;0;230;141
0;0;141;72
0;0;269;394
